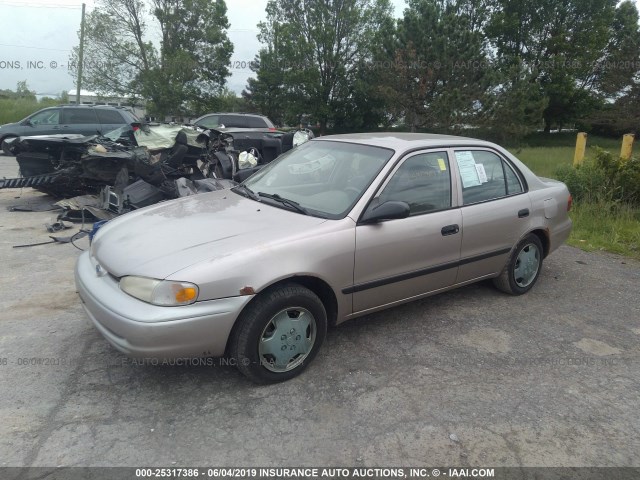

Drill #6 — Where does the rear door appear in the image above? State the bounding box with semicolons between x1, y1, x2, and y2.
452;148;531;283
351;150;462;314
60;108;100;136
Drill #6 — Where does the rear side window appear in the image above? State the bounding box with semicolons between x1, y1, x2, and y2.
62;108;98;124
455;150;523;205
247;116;268;128
195;115;219;128
379;152;452;215
220;115;248;127
96;109;125;124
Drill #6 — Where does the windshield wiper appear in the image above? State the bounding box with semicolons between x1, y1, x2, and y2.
257;192;309;215
232;184;259;201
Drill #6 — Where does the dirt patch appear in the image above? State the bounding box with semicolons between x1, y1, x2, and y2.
460;327;512;354
574;338;622;356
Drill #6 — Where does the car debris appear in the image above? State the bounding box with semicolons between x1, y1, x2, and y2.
1;124;313;222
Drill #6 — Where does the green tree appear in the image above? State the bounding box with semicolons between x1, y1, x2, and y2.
487;0;623;132
70;0;233;117
244;0;394;133
383;0;495;132
15;81;37;101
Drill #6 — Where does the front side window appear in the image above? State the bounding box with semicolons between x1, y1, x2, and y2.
378;152;452;215
455;150;523;205
29;109;59;125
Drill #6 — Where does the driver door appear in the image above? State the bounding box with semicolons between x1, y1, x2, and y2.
351;151;462;314
24;108;61;136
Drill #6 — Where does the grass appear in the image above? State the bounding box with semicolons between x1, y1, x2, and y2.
508;134;624;178
567;201;640;259
508;134;640;260
0;97;62;125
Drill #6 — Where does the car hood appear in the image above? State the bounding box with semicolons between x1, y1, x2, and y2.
0;121;18;129
92;189;328;279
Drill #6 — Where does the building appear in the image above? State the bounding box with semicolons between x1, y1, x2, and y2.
67;90;146;119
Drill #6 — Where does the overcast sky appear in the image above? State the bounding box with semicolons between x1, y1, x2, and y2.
2;0;403;97
0;0;637;97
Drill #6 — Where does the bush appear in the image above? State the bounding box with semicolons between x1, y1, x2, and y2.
556;147;640;205
0;97;62;125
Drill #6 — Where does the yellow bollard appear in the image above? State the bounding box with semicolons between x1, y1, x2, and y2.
573;132;588;166
620;134;635;161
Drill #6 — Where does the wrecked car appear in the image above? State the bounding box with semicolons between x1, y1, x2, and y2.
0;105;141;156
0;124;313;219
75;133;573;383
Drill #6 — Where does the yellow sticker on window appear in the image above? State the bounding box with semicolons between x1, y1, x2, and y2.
438;158;447;171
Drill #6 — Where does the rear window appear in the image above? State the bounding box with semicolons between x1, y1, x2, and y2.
96;109;125;124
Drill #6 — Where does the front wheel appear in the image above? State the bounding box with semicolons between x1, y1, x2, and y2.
229;283;327;383
493;234;543;295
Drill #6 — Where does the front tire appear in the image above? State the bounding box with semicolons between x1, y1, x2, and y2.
230;283;327;383
493;234;543;295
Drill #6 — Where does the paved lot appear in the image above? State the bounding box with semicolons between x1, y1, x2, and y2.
1;154;639;468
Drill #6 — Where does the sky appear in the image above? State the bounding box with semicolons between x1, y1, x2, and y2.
0;0;406;97
0;0;637;97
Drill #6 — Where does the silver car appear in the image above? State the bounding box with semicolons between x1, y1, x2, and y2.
75;133;572;383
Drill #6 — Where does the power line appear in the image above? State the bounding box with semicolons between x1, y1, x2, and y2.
0;1;83;8
0;43;71;52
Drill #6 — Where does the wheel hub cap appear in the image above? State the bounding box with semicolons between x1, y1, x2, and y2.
259;307;316;373
514;243;540;288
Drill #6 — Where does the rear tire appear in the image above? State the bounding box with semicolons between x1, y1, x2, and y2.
230;283;327;384
493;234;543;295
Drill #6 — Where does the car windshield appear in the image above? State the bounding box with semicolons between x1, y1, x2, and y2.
241;140;394;219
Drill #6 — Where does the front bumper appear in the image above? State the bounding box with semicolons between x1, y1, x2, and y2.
75;251;253;358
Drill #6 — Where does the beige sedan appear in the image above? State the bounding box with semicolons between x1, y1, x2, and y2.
75;133;572;383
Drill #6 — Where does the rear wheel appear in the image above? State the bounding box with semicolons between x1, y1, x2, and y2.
230;283;327;383
493;234;543;295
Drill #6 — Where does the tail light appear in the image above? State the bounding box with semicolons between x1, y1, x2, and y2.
567;194;573;211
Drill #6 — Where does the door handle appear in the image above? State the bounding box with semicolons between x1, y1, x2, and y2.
441;224;460;236
518;209;530;218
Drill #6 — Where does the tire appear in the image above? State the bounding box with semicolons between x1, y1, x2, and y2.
493;234;543;295
230;283;327;384
1;136;17;156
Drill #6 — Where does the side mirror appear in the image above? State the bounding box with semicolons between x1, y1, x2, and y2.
360;201;410;224
23;119;33;127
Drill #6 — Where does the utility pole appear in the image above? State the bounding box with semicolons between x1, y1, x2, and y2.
76;3;86;105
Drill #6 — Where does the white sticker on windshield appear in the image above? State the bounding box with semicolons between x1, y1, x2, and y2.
455;151;481;188
475;163;488;183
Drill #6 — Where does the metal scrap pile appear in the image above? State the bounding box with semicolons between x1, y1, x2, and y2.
0;124;313;221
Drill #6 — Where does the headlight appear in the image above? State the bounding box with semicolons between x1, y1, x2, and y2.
120;276;199;306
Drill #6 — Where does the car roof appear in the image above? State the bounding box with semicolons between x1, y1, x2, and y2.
196;112;267;118
315;132;498;150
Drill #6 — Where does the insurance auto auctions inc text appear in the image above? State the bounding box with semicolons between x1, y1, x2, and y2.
251;468;495;478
